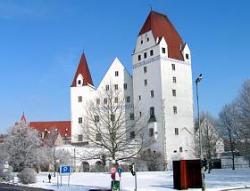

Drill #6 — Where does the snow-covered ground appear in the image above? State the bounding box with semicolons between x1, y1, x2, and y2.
29;169;250;191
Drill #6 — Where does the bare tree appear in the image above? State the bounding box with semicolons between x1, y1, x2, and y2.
83;86;146;163
4;122;42;172
195;112;222;173
218;103;240;170
237;79;250;166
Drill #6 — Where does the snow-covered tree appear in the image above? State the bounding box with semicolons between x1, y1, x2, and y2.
4;122;42;172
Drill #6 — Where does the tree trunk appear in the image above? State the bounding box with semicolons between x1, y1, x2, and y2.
232;152;235;170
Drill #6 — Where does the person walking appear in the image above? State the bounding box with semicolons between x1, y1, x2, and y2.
48;173;52;183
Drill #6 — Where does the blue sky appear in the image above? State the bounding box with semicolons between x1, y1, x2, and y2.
0;0;250;133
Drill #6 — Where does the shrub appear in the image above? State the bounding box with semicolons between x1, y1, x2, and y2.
18;168;36;184
0;164;14;182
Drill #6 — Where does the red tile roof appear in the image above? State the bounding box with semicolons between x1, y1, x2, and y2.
71;52;94;87
29;121;71;138
139;11;184;61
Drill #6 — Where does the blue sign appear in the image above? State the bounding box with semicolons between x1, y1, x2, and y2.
59;165;71;175
117;167;123;174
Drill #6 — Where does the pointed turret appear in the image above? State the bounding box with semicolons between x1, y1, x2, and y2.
139;11;184;60
20;112;27;123
71;52;94;87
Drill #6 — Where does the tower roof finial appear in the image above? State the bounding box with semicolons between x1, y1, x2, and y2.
20;112;27;123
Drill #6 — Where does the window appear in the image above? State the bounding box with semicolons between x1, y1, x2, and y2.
162;47;166;54
172;64;176;71
78;135;83;141
173;106;177;114
172;89;176;97
104;98;107;104
78;117;82;124
123;83;127;90
130;113;134;120
175;128;179;135
114;84;118;90
138;55;141;61
126;96;130;103
179;147;183;152
139;95;141;100
115;71;119;76
173;77;177;83
106;85;109;91
115;97;118;103
147;37;149;42
141;40;143;44
94;115;99;122
78;80;81;85
144;79;147;86
96;98;100;105
130;131;135;139
149;128;154;137
150;50;154;56
144;52;147;59
144;66;147;73
78;96;82;102
110;114;115;121
173;150;177;153
150;107;155;117
185;54;189;59
139;112;142;117
96;133;101;141
150;90;154;98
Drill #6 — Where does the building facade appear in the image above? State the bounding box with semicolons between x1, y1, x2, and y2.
70;11;195;169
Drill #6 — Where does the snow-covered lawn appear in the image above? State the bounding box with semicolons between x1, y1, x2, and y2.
30;169;250;191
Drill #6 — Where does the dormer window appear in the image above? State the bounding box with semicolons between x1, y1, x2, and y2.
185;54;189;59
76;74;84;86
115;71;119;76
147;37;149;42
141;40;143;44
162;47;166;54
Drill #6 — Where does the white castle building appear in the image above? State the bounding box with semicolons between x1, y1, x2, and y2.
70;10;195;168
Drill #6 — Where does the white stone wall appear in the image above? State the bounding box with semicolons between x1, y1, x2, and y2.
71;85;95;143
132;30;195;169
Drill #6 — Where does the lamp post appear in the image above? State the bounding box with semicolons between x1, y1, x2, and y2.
195;73;205;191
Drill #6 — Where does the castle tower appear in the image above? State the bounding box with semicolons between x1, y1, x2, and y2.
71;52;95;143
132;11;194;168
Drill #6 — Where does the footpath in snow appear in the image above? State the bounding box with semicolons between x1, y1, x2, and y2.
30;169;250;191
